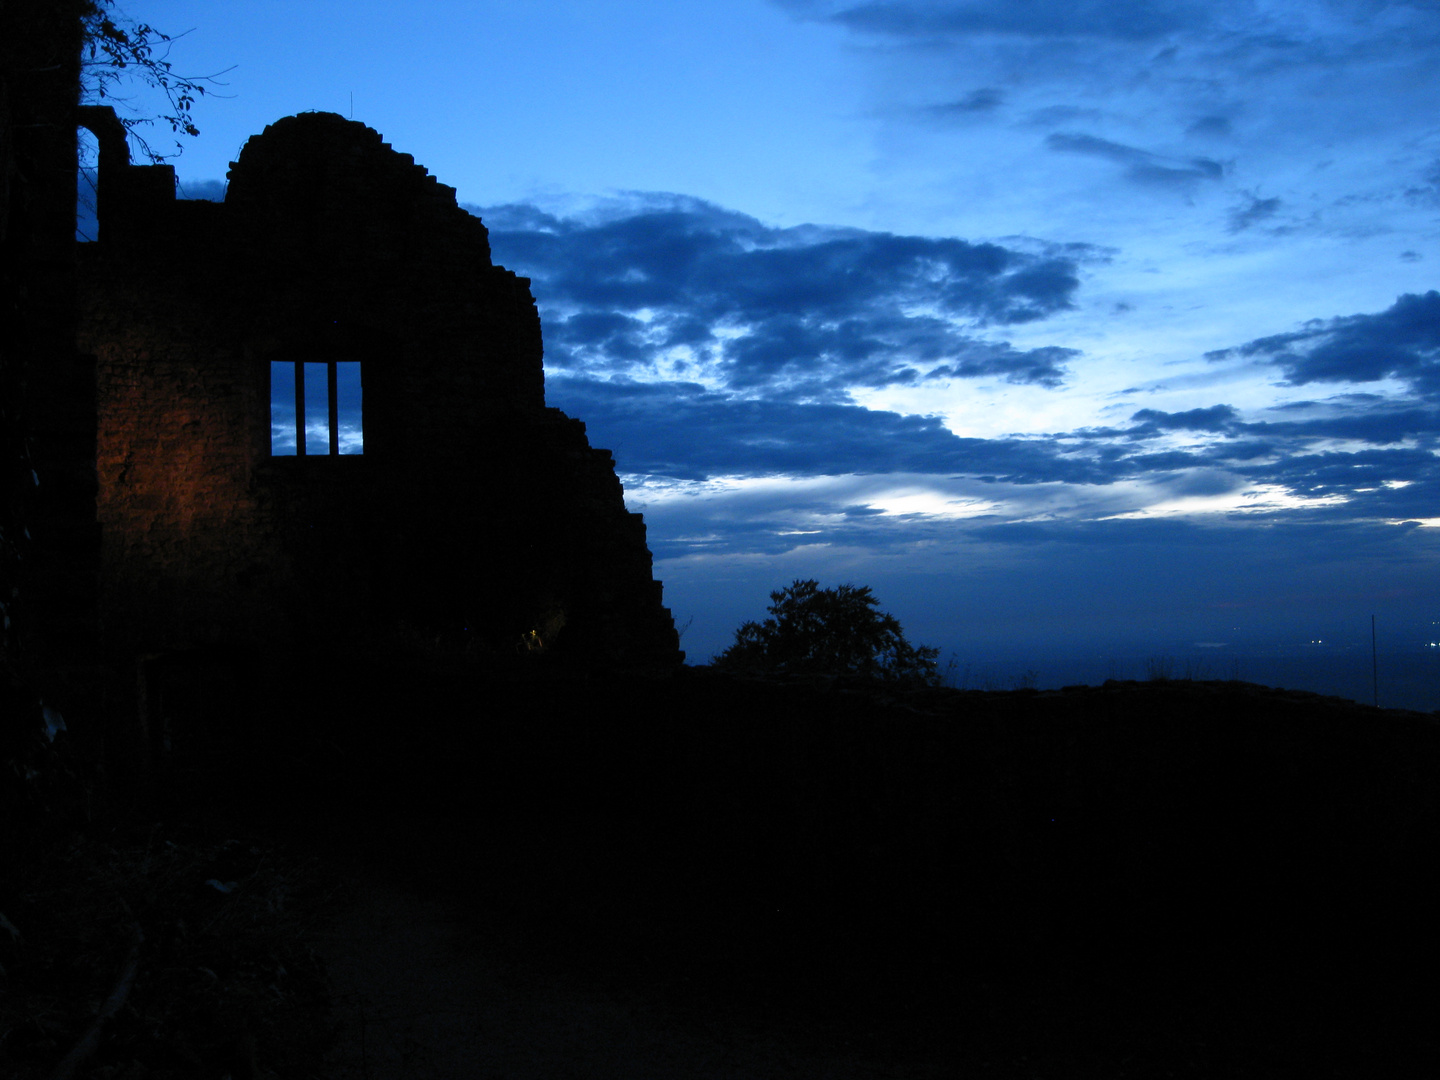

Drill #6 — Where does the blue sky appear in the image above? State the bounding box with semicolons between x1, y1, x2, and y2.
112;1;1439;698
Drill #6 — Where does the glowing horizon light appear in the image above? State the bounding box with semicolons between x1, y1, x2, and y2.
1104;484;1349;520
861;490;998;520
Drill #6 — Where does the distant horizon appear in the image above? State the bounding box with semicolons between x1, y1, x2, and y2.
679;588;1439;711
923;641;1438;713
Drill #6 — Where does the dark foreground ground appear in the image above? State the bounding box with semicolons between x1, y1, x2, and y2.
5;662;1438;1077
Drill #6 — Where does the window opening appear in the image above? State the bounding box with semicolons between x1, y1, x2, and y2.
270;361;362;456
77;127;99;242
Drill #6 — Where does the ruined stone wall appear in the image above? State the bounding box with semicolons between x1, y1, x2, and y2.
80;112;681;671
81;235;281;650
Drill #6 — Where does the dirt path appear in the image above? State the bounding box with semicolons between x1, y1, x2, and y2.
314;872;945;1080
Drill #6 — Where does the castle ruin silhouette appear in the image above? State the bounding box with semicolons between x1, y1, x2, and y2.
77;109;682;693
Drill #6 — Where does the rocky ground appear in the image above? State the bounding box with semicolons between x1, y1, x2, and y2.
4;667;1438;1077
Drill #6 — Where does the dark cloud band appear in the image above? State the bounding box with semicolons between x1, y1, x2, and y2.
778;1;1207;42
1046;132;1223;188
473;194;1085;399
1209;291;1440;396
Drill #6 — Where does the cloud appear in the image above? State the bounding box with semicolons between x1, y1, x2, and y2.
474;195;1085;399
549;373;1440;521
1245;401;1440;446
1404;159;1440;205
774;0;1440;159
1023;105;1106;128
1208;291;1440;395
1186;115;1232;138
546;376;1108;483
922;88;1005;116
1227;194;1282;233
1046;132;1224;189
1242;447;1437;502
1128;404;1240;434
781;0;1440;54
778;1;1210;42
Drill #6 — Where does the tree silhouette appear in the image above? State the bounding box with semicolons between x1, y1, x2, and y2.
715;579;940;685
81;0;228;161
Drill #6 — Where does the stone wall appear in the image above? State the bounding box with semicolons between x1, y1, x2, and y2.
79;112;681;693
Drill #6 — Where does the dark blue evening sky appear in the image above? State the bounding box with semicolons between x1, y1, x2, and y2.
114;2;1439;702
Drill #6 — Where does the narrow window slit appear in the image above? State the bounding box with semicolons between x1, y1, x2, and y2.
270;361;297;456
303;362;330;455
336;363;363;454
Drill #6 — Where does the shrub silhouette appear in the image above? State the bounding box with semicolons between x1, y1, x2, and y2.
714;579;940;685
